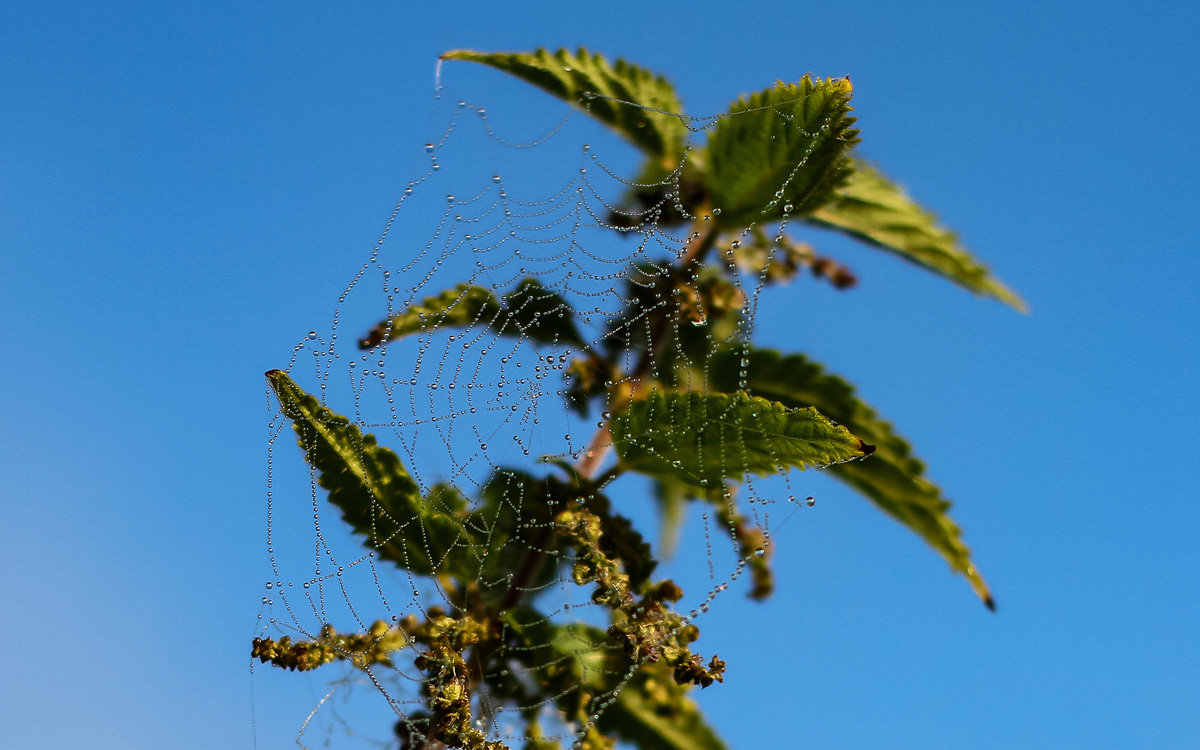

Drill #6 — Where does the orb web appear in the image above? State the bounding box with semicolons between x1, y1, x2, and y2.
253;61;843;749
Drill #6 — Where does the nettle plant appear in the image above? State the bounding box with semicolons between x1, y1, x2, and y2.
253;49;1022;750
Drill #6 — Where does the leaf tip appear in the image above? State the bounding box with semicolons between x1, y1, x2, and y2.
858;440;876;456
984;595;996;612
265;369;286;379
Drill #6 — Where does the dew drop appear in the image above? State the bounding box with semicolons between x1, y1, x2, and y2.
806;495;816;507
424;143;435;153
754;547;766;557
711;208;723;216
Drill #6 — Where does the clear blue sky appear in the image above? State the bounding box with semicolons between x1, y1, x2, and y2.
2;2;1197;748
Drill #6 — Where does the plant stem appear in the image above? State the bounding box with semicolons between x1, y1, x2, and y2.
473;207;719;694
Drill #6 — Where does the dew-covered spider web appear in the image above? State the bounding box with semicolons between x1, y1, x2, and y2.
253;55;861;750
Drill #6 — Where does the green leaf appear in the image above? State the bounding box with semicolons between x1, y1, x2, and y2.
537;624;728;750
707;348;994;608
707;77;859;228
652;478;773;599
267;370;476;578
610;391;873;489
359;278;585;349
652;478;688;557
463;469;563;594
807;160;1026;311
441;48;689;166
597;663;728;750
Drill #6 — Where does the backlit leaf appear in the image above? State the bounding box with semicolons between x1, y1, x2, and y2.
707;77;859;228
442;47;689;166
807;160;1026;311
598;663;728;750
359;278;584;349
538;624;729;750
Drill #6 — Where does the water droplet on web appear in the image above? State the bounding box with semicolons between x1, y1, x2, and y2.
783;203;794;213
712;208;723;216
806;495;816;507
306;331;317;340
492;174;502;183
754;547;766;556
424;143;435;153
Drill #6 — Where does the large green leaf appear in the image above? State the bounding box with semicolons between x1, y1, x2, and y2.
441;47;689;166
807;160;1026;311
707;77;859;228
610;391;873;489
359;278;585;349
267;370;476;578
707;348;994;608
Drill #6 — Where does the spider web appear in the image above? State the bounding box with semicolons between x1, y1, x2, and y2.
252;61;833;749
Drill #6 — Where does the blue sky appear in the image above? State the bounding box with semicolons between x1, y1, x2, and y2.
2;2;1197;748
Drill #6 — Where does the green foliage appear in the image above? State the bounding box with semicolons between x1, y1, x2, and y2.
807;160;1027;311
706;348;994;607
707;77;860;227
261;47;1022;749
611;391;873;489
267;370;475;578
442;47;690;167
360;278;585;349
598;663;728;750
